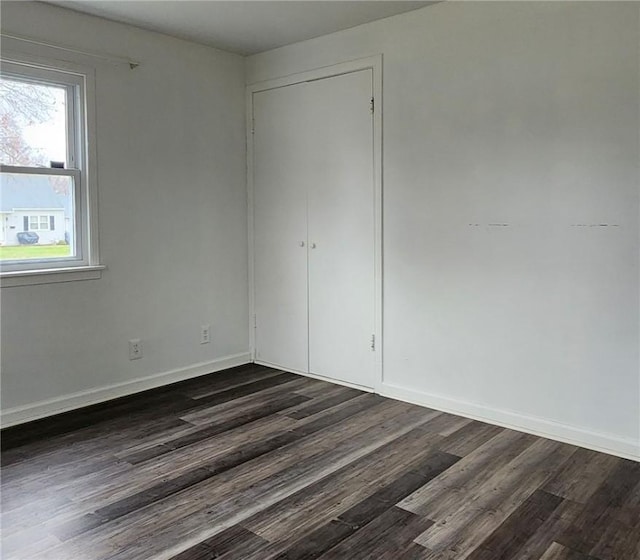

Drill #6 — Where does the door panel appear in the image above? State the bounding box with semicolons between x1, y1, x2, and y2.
307;70;376;388
253;83;310;372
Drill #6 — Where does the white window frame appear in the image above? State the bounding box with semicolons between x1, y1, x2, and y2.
0;56;103;287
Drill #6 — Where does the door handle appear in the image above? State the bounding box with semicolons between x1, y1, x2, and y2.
311;243;317;249
299;241;305;247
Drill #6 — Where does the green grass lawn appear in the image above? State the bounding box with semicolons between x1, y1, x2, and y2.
0;244;71;261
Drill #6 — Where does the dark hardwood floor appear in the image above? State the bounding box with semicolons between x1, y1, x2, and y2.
1;363;638;560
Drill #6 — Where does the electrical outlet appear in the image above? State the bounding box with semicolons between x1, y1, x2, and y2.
129;338;142;360
200;324;211;345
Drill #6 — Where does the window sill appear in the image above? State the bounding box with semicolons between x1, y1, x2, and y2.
0;265;105;287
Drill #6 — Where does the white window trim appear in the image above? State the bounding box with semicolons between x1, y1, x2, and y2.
0;53;102;287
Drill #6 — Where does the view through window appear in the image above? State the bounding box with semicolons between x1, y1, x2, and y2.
1;65;80;265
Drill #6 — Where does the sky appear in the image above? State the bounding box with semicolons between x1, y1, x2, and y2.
1;78;68;167
22;86;67;166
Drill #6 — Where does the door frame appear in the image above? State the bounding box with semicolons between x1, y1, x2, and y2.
246;55;383;392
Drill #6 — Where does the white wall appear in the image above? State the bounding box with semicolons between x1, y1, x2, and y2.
247;1;640;457
1;2;249;422
2;2;638;459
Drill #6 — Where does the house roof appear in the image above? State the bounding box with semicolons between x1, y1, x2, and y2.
0;174;71;214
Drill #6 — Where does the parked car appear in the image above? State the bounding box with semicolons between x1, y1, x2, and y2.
17;232;39;245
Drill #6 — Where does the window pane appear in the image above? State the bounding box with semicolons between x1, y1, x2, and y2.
0;77;67;167
0;172;75;261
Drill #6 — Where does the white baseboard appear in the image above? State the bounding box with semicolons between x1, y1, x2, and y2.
4;356;637;462
379;382;640;462
254;360;375;393
1;352;252;428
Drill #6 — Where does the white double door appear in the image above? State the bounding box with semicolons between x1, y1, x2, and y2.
253;69;376;389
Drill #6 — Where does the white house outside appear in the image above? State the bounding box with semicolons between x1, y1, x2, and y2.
0;174;72;246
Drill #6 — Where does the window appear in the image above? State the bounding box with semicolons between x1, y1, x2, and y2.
30;216;43;230
26;215;54;231
0;58;101;285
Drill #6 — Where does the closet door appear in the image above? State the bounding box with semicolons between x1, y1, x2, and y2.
253;83;309;372
307;70;376;388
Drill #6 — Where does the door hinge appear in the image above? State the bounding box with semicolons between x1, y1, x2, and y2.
251;116;255;134
370;97;374;114
370;334;375;351
253;314;257;329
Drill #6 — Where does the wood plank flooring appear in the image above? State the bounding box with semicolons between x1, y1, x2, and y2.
1;364;639;560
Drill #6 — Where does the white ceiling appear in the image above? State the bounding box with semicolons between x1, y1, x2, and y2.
46;1;434;56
